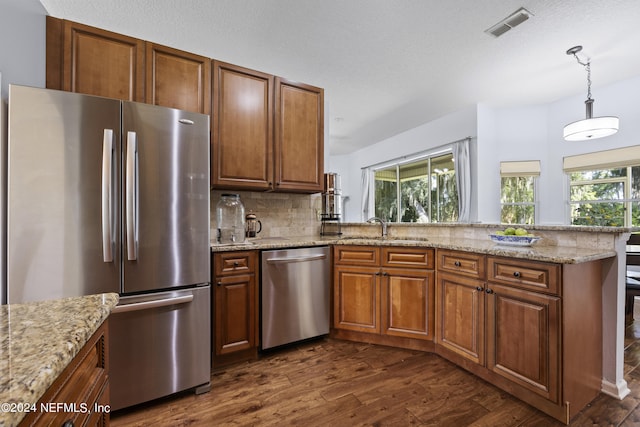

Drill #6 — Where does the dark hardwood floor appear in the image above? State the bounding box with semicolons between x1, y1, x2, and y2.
111;308;640;426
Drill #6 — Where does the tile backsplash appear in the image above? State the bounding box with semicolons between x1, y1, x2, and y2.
210;190;322;238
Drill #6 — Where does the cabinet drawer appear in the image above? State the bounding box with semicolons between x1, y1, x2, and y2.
487;257;560;295
214;251;257;276
437;249;486;279
382;247;434;269
334;246;379;266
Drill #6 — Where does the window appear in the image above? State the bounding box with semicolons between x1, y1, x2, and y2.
500;161;540;225
501;176;536;224
569;166;640;227
564;145;640;227
373;152;458;223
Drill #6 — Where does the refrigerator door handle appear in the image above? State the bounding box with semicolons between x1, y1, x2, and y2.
101;129;114;262
111;294;194;314
126;131;138;261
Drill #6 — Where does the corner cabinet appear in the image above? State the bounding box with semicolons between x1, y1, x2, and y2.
211;251;259;368
435;249;602;424
273;78;324;193
211;69;324;193
333;246;435;348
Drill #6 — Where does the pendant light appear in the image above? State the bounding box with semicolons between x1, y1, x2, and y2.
563;45;619;141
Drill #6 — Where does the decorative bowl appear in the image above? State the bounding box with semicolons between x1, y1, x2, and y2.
489;234;540;247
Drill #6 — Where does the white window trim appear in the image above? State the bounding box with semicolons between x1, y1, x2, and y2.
499;161;541;225
367;147;455;223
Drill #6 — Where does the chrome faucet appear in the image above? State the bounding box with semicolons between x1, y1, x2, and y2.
367;217;387;238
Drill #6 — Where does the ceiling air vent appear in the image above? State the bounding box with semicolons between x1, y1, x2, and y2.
485;7;533;38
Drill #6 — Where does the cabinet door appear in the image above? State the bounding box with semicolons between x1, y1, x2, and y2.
436;272;485;364
382;268;435;340
212;61;274;190
61;20;145;101
274;78;324;192
146;43;211;114
333;265;380;333
214;273;257;355
486;283;560;403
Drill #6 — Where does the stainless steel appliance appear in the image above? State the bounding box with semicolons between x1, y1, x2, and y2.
261;246;330;349
6;85;211;410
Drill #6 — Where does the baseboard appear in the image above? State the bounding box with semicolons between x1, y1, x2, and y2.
601;378;631;400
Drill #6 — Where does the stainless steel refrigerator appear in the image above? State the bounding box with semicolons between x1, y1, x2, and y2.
6;84;211;410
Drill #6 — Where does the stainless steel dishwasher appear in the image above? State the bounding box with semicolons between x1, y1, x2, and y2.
261;246;330;349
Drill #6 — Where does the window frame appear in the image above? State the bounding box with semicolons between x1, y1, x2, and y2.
500;175;539;225
368;147;458;223
567;165;637;227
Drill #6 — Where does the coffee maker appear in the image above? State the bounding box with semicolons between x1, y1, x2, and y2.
245;213;262;238
320;173;342;236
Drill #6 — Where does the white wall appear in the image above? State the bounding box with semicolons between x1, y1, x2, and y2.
332;75;640;225
0;0;47;102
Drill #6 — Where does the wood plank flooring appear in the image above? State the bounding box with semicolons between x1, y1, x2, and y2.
112;314;640;427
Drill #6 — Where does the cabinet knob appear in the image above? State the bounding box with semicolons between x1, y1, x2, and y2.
485;288;494;294
217;282;222;287
233;261;239;267
382;272;388;276
476;286;483;291
62;420;74;427
454;261;461;267
513;271;521;278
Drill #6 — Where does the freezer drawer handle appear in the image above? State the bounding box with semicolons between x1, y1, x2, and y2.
266;254;327;264
126;131;138;261
101;129;114;263
112;294;194;314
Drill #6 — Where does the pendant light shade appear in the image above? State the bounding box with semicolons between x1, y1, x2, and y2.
563;99;619;141
563;46;619;141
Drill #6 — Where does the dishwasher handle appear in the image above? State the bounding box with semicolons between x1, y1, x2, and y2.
112;294;193;314
265;254;327;264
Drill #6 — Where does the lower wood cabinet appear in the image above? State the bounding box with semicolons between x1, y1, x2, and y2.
436;271;485;365
212;250;259;367
20;320;110;427
435;249;601;424
486;283;560;403
333;246;435;346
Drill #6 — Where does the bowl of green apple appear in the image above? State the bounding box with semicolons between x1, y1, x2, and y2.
489;227;540;247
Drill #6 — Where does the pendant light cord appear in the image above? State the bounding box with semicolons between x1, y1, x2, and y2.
570;51;592;100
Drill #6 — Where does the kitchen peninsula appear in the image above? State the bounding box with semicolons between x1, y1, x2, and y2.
0;293;118;426
210;222;627;424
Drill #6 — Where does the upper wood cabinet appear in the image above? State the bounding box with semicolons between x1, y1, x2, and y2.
46;16;145;101
146;43;211;114
211;61;274;190
46;18;325;193
211;68;324;193
274;78;324;193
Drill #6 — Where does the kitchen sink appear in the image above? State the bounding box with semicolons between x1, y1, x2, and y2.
339;236;428;244
248;236;289;241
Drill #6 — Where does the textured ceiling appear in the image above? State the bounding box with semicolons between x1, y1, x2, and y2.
39;0;640;155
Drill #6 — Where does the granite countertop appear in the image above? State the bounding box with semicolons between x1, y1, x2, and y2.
211;235;617;264
0;293;119;427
